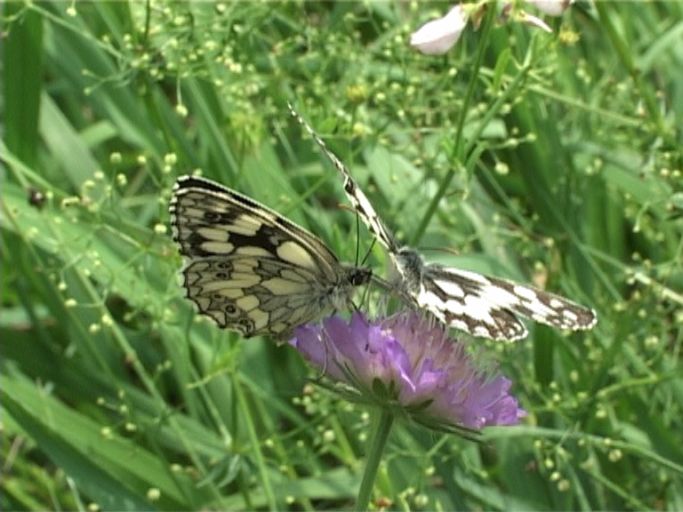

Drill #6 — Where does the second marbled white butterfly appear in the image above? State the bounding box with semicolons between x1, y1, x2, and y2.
289;106;597;341
170;176;372;339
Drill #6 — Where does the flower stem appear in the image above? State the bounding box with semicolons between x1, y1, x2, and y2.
410;3;496;246
355;409;394;511
594;2;666;137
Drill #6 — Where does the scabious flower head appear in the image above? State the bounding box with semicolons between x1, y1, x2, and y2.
410;4;469;56
291;312;526;433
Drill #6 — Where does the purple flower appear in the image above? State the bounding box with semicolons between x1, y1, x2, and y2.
291;312;526;432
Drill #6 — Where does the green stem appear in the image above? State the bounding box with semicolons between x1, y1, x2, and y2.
410;3;496;246
355;409;394;511
234;375;277;510
594;2;666;136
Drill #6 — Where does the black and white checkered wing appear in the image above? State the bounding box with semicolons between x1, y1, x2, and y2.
169;176;371;339
418;266;597;341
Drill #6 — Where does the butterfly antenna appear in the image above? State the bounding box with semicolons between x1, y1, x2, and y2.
354;211;361;267
360;238;377;266
358;278;374;313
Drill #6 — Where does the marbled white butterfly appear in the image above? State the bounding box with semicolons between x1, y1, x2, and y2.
289;106;597;341
170;176;372;339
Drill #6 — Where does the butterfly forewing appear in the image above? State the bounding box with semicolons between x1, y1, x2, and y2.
290;106;597;341
288;104;400;254
170;176;371;338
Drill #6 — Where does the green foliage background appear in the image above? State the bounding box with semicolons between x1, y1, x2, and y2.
2;1;682;510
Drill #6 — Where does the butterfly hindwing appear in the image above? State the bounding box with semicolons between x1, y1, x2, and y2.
419;266;597;341
182;256;339;337
170;176;371;338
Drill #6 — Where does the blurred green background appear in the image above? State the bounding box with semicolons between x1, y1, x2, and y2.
1;1;682;510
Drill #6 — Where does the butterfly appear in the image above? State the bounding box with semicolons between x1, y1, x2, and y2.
169;176;373;339
288;105;597;341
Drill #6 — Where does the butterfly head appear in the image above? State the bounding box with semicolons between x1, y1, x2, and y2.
328;265;373;312
346;266;373;287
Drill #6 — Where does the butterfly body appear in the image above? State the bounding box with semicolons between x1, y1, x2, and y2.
170;176;372;339
289;105;597;341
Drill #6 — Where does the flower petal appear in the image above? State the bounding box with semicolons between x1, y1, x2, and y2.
521;12;553;33
410;5;468;55
291;324;326;366
527;0;572;17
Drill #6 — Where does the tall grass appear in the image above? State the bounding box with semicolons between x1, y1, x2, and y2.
2;1;682;510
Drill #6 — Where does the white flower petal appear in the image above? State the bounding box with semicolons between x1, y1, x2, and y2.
410;5;469;56
527;0;572;17
522;12;553;33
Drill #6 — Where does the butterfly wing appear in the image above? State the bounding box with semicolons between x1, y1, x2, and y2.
420;265;597;341
288;104;401;255
170;176;367;338
181;255;344;338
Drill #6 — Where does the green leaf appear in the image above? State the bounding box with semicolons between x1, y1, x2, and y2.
3;4;43;169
